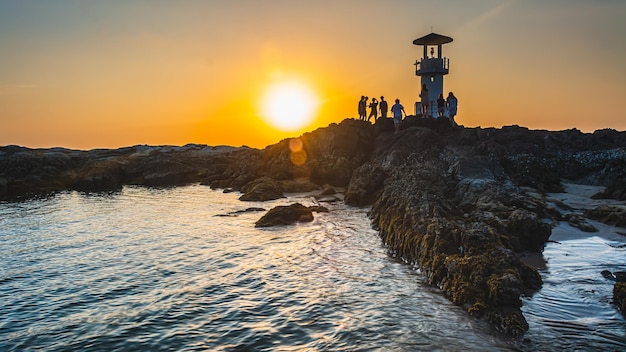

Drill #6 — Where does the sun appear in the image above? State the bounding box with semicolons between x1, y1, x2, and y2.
260;80;319;132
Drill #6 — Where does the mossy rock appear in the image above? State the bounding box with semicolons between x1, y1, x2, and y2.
614;282;626;316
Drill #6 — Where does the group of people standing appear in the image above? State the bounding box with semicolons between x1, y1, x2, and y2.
358;96;389;122
358;87;459;134
419;84;458;127
358;95;406;134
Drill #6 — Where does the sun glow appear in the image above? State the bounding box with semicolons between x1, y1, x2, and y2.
260;80;319;132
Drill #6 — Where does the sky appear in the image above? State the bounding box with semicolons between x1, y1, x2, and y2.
1;0;625;150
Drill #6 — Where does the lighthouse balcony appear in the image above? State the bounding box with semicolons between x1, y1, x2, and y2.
415;57;449;76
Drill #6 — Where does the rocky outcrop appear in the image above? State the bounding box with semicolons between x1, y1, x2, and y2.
343;118;626;336
0;144;250;199
3;117;625;336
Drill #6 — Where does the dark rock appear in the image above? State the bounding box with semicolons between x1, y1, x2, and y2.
345;163;387;206
315;195;341;203
239;177;284;201
564;214;599;232
215;207;266;217
501;155;563;193
602;270;616;280
507;209;552;251
584;206;626;227
615;272;626;283
615;282;626;316
309;205;329;213
0;177;7;197
320;186;336;195
255;203;314;227
233;207;266;214
257;119;375;187
279;179;320;193
590;159;626;200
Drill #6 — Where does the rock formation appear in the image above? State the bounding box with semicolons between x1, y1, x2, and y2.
254;203;328;227
2;117;625;335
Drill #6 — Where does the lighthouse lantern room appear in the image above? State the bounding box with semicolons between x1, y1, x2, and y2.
413;32;453;116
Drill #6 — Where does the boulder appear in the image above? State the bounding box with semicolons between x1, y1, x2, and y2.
345;162;387;206
507;209;552;252
255;203;314;227
239;177;284;201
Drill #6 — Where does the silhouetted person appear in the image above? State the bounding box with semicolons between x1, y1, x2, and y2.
368;98;378;122
446;92;458;127
437;93;445;117
379;96;388;119
420;84;429;117
391;98;405;134
358;96;367;120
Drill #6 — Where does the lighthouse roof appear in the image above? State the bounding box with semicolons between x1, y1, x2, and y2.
412;32;453;46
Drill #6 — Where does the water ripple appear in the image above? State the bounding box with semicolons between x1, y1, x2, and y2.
1;185;624;351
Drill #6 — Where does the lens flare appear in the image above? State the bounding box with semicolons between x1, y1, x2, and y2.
289;138;307;166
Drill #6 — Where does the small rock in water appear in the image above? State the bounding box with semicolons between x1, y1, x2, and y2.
601;270;615;280
309;205;329;213
255;203;314;227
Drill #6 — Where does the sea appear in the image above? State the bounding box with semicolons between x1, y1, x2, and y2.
1;184;625;351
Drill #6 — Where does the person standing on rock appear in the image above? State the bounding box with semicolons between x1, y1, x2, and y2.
379;96;388;119
391;98;405;134
419;84;429;117
368;98;378;122
358;96;367;120
446;92;458;127
437;93;446;118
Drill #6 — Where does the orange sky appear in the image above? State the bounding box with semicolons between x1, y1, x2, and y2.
1;0;625;150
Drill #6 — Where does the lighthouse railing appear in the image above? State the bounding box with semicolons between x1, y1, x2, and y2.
415;100;449;118
415;57;450;75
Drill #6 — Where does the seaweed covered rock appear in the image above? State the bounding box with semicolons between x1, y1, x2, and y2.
615;281;626;316
358;121;626;336
367;154;544;336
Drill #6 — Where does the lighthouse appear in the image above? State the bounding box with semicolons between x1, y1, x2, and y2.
413;32;453;116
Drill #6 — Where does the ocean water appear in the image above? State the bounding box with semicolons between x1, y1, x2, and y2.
0;184;624;351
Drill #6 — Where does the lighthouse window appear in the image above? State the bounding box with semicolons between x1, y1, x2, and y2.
430;76;435;82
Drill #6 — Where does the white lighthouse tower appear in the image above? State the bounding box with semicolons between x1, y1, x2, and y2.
413;32;453;116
